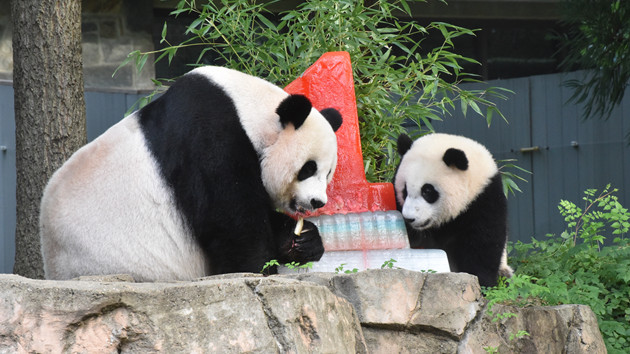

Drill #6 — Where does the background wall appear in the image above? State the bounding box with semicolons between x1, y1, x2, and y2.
0;0;155;90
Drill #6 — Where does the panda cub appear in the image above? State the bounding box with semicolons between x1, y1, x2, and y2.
40;66;342;282
394;133;513;287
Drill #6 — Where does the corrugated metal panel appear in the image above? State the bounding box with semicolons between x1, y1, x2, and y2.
85;91;149;139
0;84;16;274
530;73;569;239
491;77;536;243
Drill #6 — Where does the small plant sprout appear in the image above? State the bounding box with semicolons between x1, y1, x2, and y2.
381;258;397;269
483;346;499;354
285;261;313;271
261;259;313;274
509;330;530;341
261;259;280;274
334;263;359;274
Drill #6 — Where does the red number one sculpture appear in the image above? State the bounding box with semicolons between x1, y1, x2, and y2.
285;52;397;216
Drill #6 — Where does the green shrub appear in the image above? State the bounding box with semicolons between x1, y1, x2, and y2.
120;0;510;182
485;185;630;353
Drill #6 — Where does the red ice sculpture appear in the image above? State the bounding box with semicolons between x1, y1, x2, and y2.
285;52;397;216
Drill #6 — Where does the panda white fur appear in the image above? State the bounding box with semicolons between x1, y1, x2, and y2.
40;66;342;281
394;133;513;287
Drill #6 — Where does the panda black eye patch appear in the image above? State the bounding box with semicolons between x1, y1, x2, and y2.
298;160;318;181
421;184;439;204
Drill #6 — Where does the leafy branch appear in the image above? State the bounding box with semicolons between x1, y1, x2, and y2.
557;0;630;121
117;0;513;182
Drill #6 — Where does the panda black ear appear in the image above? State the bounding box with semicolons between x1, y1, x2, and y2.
320;108;342;132
443;148;469;171
277;94;312;130
397;134;413;156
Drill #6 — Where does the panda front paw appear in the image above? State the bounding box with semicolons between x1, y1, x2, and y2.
278;220;324;264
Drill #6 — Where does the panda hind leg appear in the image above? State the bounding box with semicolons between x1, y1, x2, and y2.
497;246;514;279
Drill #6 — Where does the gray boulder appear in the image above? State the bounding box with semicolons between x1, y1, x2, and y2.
0;274;366;353
0;270;606;353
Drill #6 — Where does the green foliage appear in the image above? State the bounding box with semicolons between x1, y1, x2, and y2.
485;185;630;353
119;0;511;182
284;261;314;271
509;330;530;342
334;263;359;274
482;276;532;353
483;346;499;354
497;159;531;197
380;258;398;269
558;0;630;122
124;78;173;116
260;259;313;274
261;259;280;274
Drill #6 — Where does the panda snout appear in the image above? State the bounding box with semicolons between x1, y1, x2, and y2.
310;198;325;209
402;215;432;230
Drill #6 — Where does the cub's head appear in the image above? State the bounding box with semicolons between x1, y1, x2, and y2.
394;133;497;230
262;94;342;213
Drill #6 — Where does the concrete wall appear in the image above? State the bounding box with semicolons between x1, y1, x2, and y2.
0;1;11;82
0;0;155;91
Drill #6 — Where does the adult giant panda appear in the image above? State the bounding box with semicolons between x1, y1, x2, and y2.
40;66;342;282
394;133;513;287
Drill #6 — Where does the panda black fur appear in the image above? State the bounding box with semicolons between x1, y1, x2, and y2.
394;133;513;287
40;66;342;281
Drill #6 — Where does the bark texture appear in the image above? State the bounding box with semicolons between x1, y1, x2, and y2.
11;0;86;279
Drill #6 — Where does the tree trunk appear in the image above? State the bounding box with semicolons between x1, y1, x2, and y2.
11;0;86;279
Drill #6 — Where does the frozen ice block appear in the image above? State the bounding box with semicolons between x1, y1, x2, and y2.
279;211;451;274
307;210;409;251
278;249;450;274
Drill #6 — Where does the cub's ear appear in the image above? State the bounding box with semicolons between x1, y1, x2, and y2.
397;134;414;156
319;108;342;132
277;94;312;130
443;148;469;171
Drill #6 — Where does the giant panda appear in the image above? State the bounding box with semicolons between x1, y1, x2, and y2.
394;133;513;287
39;66;342;282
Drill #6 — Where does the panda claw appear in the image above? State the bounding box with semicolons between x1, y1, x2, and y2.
281;221;324;263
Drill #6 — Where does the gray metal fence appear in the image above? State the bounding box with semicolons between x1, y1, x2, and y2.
0;84;16;274
1;71;629;273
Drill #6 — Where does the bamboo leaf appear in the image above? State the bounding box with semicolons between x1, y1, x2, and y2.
113;50;140;77
256;13;276;31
